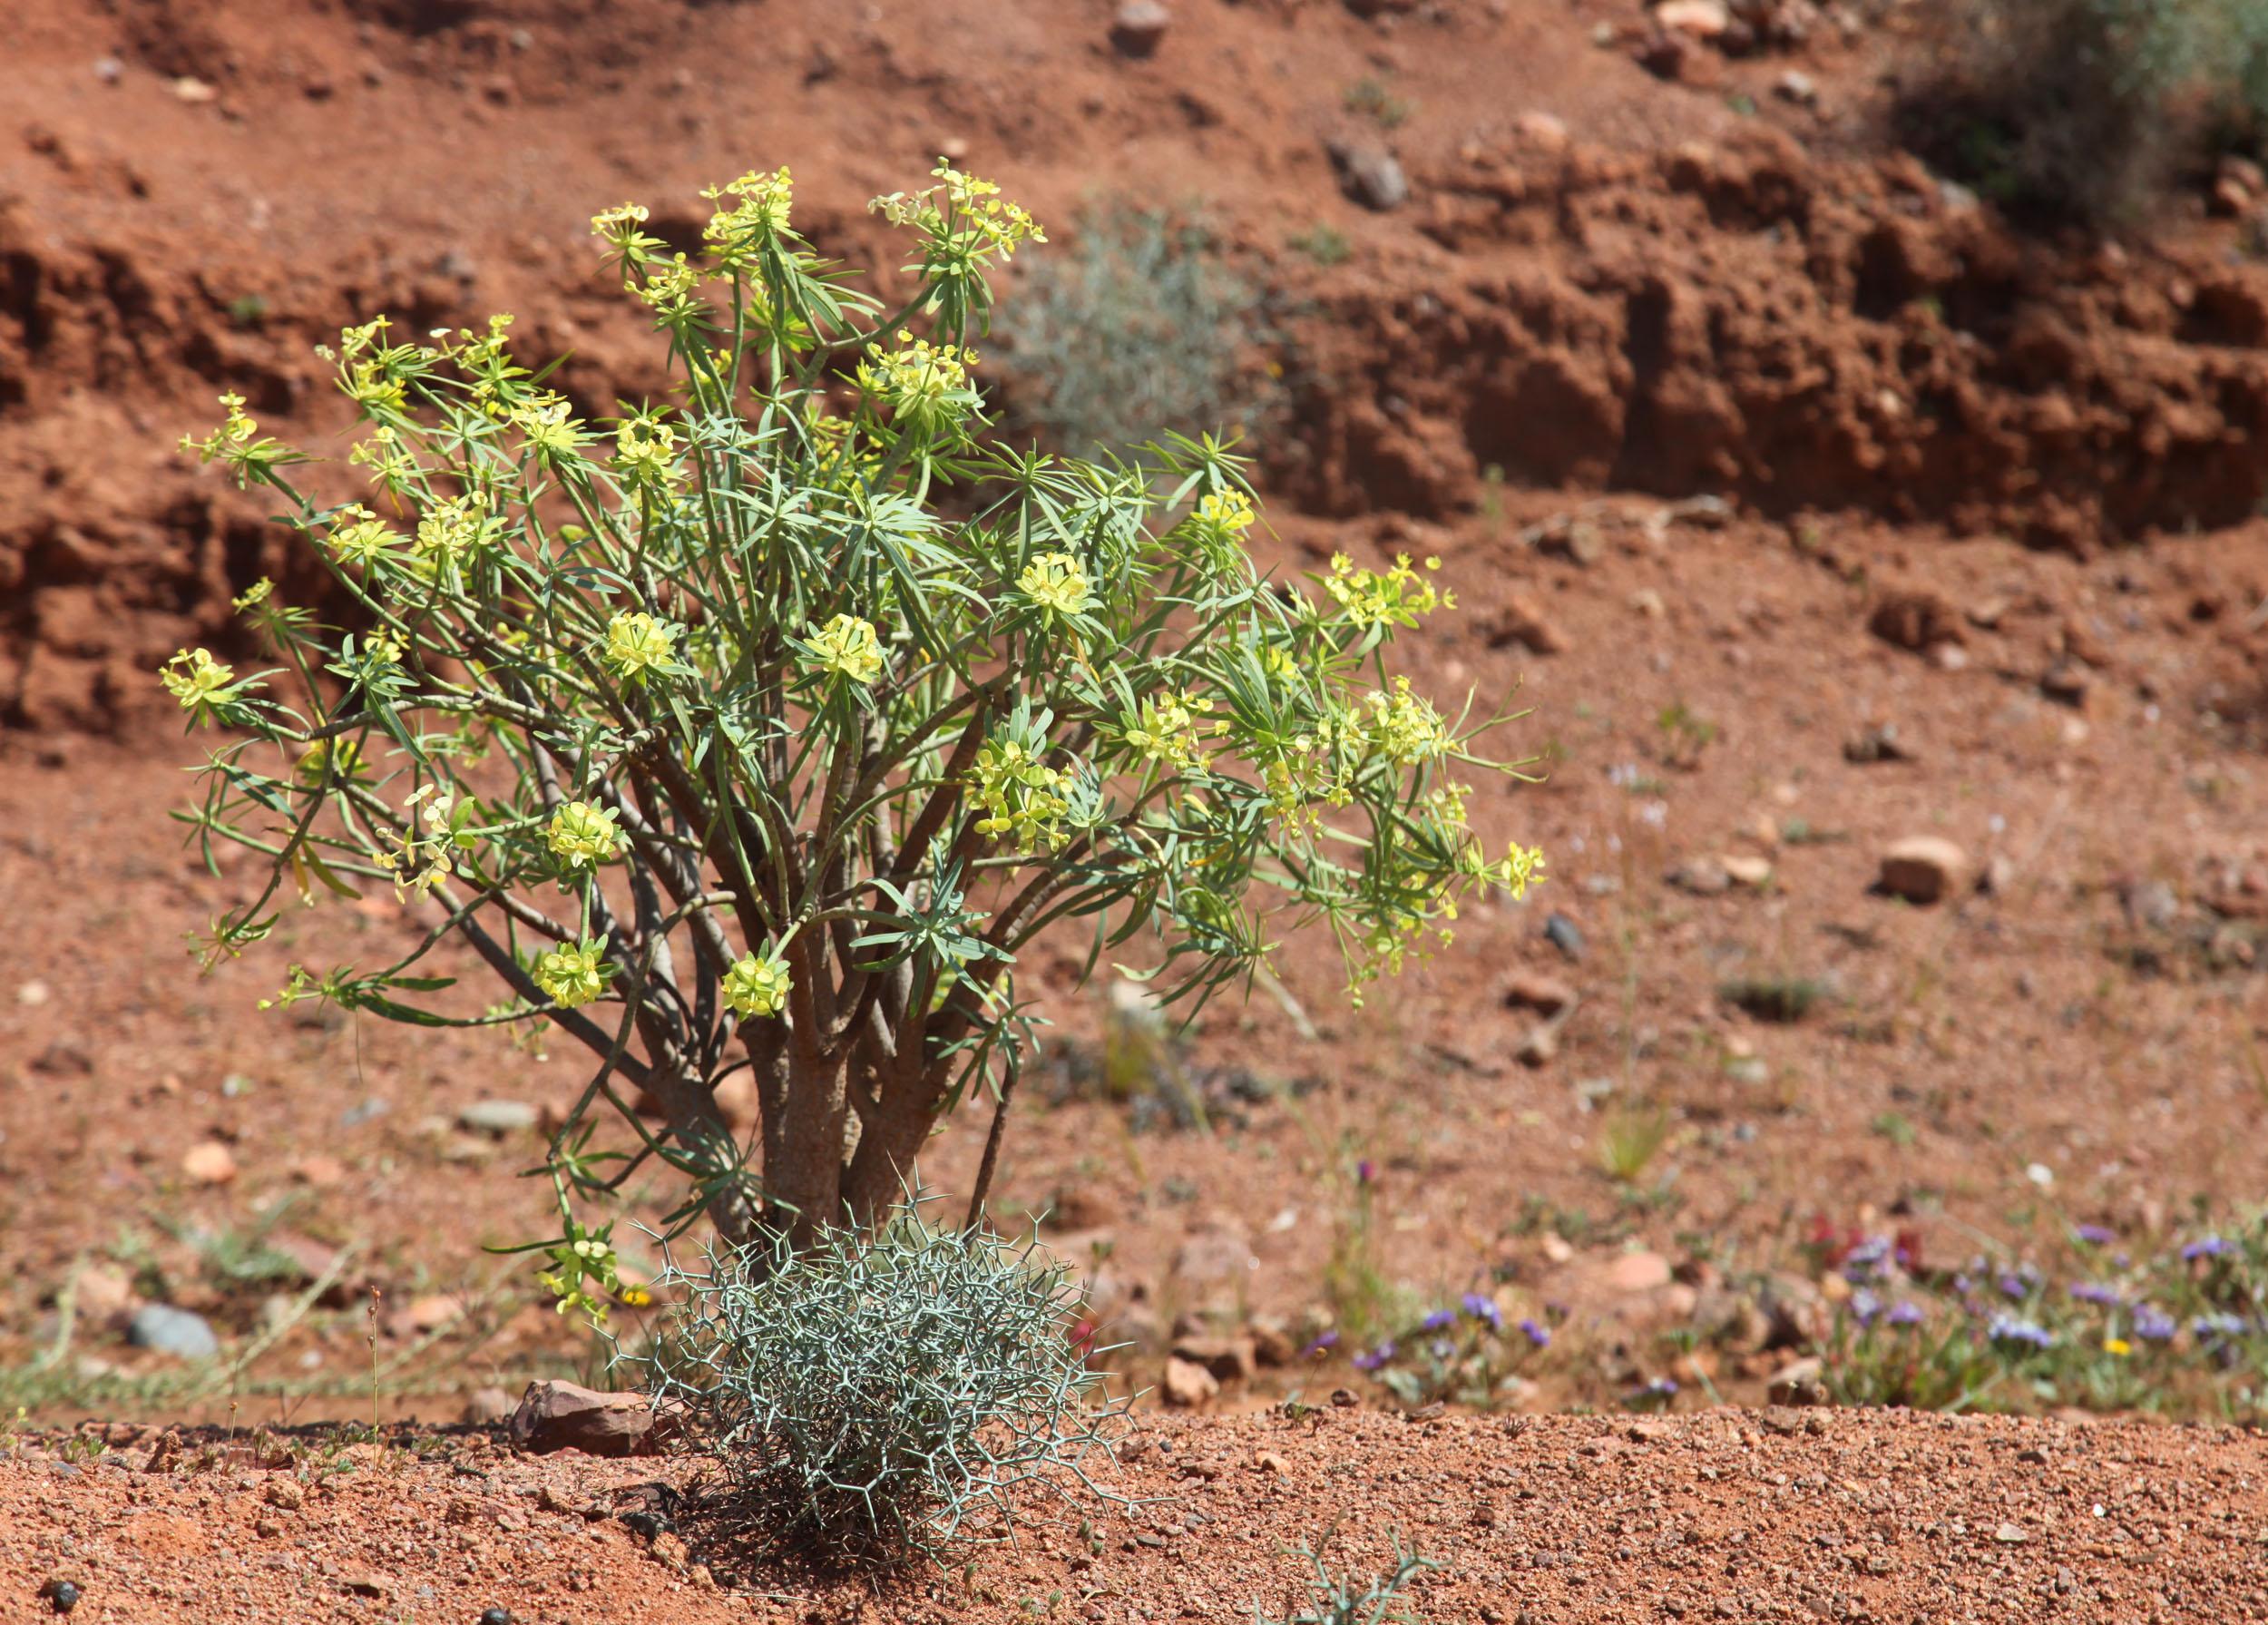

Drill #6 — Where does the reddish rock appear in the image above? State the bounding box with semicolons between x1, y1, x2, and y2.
507;1381;654;1457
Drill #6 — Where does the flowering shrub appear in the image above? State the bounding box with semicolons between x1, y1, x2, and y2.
170;161;1542;1273
1820;1214;2268;1416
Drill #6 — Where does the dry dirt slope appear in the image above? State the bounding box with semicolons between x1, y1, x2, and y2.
4;1411;2267;1623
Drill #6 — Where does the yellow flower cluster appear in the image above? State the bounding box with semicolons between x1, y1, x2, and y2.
348;425;416;494
856;329;976;426
1324;551;1452;631
534;939;609;1008
806;613;885;686
1196;489;1256;539
1122;690;1222;774
161;648;236;719
373;784;457;899
723;950;792;1018
1017;552;1091;618
510;395;584;463
612;416;679;491
930;160;1046;258
702;167;795;252
1363;677;1451;765
326;505;402;569
415;493;493;569
547;800;624;869
603;612;677;681
972;739;1075;849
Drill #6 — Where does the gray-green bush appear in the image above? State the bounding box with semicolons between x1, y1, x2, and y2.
1009;209;1277;457
1905;0;2268;226
634;1214;1121;1566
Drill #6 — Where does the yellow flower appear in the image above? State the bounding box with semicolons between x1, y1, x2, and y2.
1122;690;1217;773
702;166;795;252
326;505;402;569
806;613;885;686
1017;552;1091;618
612;416;679;489
1197;489;1256;537
547;800;624;869
534;940;610;1009
414;493;491;568
1364;677;1449;765
510;395;585;463
2104;1336;2132;1357
855;329;976;427
602;612;677;681
723;951;792;1019
1324;551;1452;631
161;648;236;718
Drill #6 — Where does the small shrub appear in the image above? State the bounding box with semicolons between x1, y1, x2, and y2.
1718;974;1828;1023
1341;76;1413;130
1251;1532;1439;1625
1009;208;1279;456
1287;223;1354;267
636;1214;1123;1567
1898;0;2254;226
1596;1104;1674;1185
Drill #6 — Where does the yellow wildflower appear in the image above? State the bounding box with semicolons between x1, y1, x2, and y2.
1017;552;1091;618
161;648;236;719
806;613;885;686
534;939;610;1009
547;801;624;869
602;612;677;681
723;951;792;1018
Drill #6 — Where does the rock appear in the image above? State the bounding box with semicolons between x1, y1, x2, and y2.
1503;972;1576;1016
1629;587;1668;620
1110;0;1171;56
1169;1335;1257;1384
1655;0;1730;35
508;1381;655;1457
458;1100;539;1135
1161;1356;1220;1408
128;1305;219;1361
292;1155;347;1187
1511;110;1569;152
1667;857;1732;896
2039;660;2089;708
73;1266;134;1321
1542;913;1586;961
397;1295;463;1336
1995;1522;2030;1545
262;1477;304;1510
1878;837;1970;905
464;1386;517;1425
1774;69;1817;104
1326;138;1409;211
1515;1025;1558;1068
1766;1362;1830;1406
1721;855;1773;887
1867;589;1964;654
16;979;51;1006
1170;1229;1257;1295
1246;1317;1298;1367
2120;878;2180;932
172;75;217;103
1604;1251;1674;1294
1481;592;1568;655
1843;723;1918;764
1759;1280;1828;1351
42;1576;83;1613
181;1140;238;1185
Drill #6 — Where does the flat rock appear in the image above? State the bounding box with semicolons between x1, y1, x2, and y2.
507;1380;654;1457
181;1140;238;1185
1503;972;1577;1017
1160;1356;1220;1408
129;1304;219;1361
1878;837;1970;905
1326;137;1408;212
457;1100;538;1135
1168;1335;1257;1384
1110;0;1170;55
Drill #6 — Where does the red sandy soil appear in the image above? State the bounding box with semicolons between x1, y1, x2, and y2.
8;1410;2268;1623
8;0;2268;1617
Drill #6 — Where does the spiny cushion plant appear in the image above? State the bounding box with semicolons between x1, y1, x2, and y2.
636;1211;1120;1567
171;160;1543;1284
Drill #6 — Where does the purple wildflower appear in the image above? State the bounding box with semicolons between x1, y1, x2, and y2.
2132;1306;2176;1343
2182;1235;2234;1262
1304;1329;1341;1356
1430;1338;1454;1361
2068;1281;2122;1307
1987;1314;2054;1351
1850;1288;1883;1326
1841;1237;1892;1284
1355;1160;1378;1186
1886;1300;1925;1327
1518;1317;1552;1348
2194;1312;2247;1340
1420;1308;1455;1333
1627;1376;1679;1409
2076;1224;2116;1246
1461;1292;1505;1331
1353;1340;1395;1372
